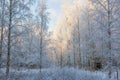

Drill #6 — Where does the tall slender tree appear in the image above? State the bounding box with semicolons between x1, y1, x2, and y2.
6;0;12;78
37;0;49;71
6;0;33;78
0;0;5;68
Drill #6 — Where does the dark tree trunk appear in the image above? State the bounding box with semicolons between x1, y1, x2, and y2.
6;0;12;79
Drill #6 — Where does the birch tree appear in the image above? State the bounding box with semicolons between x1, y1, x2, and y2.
90;0;120;77
37;0;49;71
6;0;33;78
0;0;5;68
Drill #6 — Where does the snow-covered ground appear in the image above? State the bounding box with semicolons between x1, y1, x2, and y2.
0;68;119;80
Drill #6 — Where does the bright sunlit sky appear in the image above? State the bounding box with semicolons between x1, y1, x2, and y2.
47;0;73;31
31;0;86;31
47;0;63;31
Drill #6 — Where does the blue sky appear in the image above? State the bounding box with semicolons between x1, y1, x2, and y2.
31;0;73;31
47;0;62;30
47;0;73;31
